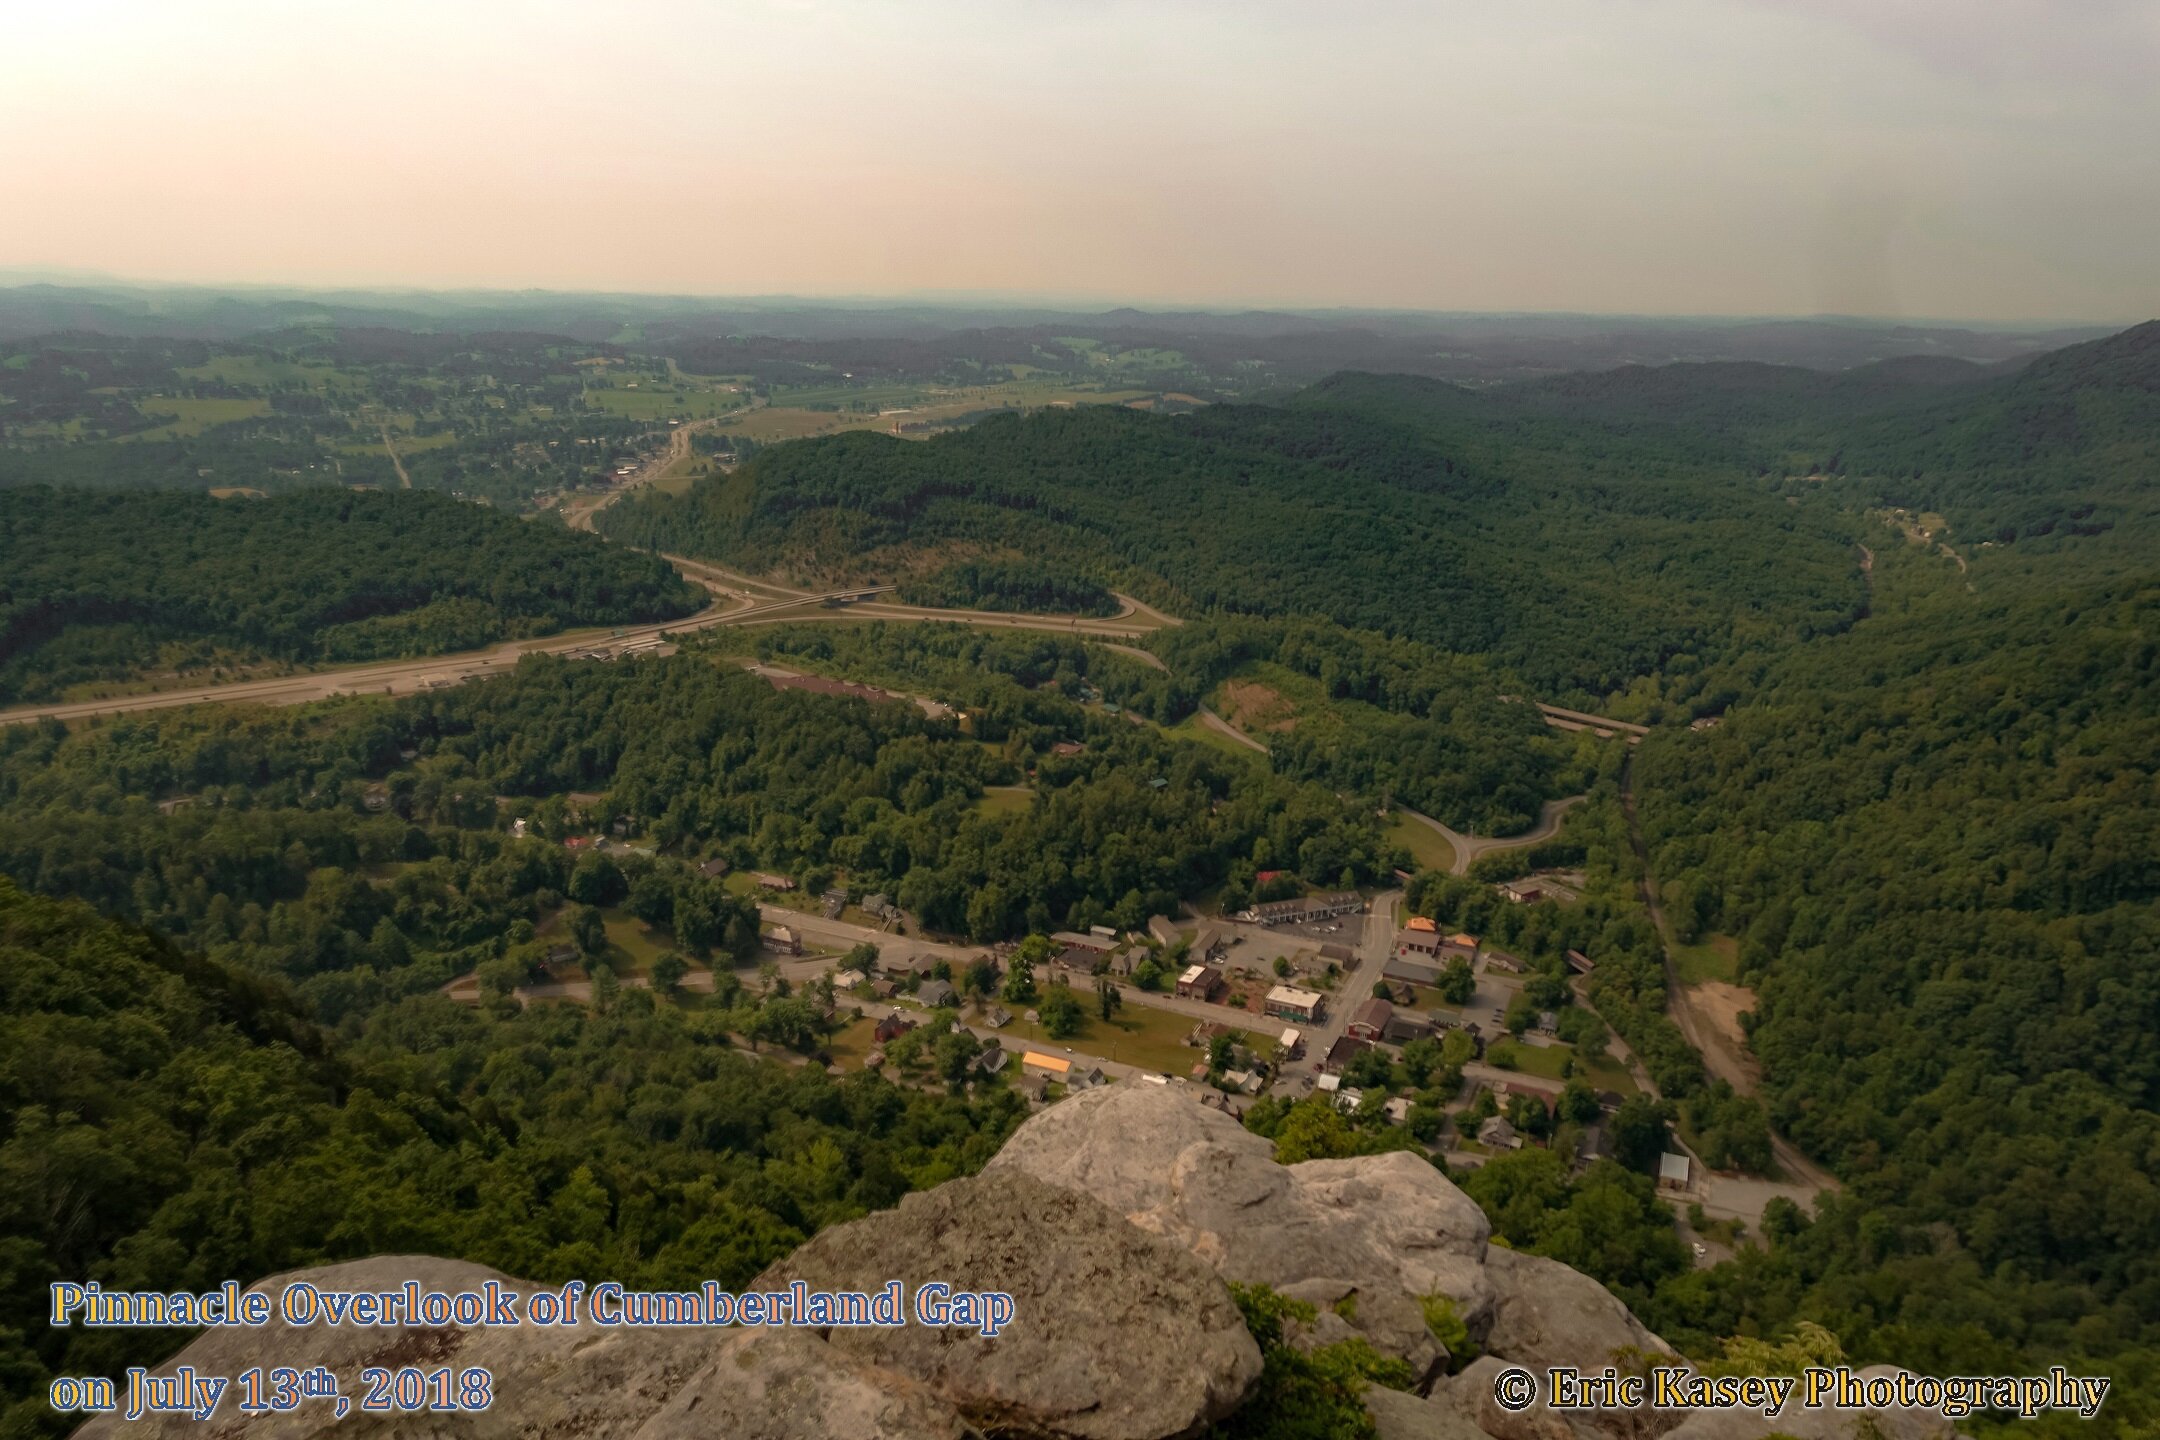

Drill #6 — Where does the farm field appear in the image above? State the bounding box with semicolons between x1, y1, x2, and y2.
582;381;752;421
178;356;366;389
714;380;1158;445
127;397;271;439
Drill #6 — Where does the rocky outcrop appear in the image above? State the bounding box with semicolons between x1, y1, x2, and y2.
986;1083;1499;1379
76;1256;725;1440
636;1331;973;1440
1482;1247;1671;1370
1660;1366;1957;1440
755;1170;1261;1440
83;1080;1943;1440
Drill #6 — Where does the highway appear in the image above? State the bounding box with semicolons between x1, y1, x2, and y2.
0;580;893;727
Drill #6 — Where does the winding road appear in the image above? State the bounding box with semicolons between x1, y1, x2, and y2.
1398;795;1589;875
0;559;1173;727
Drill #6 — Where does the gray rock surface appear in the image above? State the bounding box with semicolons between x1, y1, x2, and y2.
74;1256;722;1440
1660;1366;1958;1440
1483;1247;1673;1369
1437;1356;1658;1440
756;1169;1261;1440
634;1330;974;1440
75;1081;1948;1440
1365;1384;1498;1440
986;1085;1492;1374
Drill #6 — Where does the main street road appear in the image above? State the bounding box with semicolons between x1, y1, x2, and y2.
1267;891;1400;1091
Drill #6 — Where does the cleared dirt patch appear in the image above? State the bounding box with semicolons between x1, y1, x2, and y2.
1684;980;1760;1083
1220;678;1297;733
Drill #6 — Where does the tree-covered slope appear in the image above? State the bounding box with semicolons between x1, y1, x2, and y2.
1836;320;2160;543
0;873;1024;1440
599;396;1864;699
1629;530;2160;1405
0;487;704;702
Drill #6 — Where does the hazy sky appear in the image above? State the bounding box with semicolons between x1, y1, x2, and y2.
3;0;2155;320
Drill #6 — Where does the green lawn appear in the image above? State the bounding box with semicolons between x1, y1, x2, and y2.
531;904;676;979
974;785;1034;818
999;996;1269;1075
600;912;675;975
334;425;460;458
1485;1039;1574;1080
826;1016;878;1070
1386;814;1458;874
1578;1053;1640;1097
1166;711;1268;760
1672;934;1739;985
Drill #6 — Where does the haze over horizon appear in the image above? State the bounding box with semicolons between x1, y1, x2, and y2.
4;0;2157;323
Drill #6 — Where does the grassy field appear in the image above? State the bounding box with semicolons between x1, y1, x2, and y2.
998;996;1268;1075
826;1016;879;1070
1671;934;1739;985
177;356;363;389
1386;813;1459;874
528;905;676;979
600;912;676;975
1485;1038;1574;1080
714;380;1154;446
582;379;750;421
127;397;271;439
334;425;460;458
1166;711;1269;760
973;785;1034;818
1578;1053;1640;1097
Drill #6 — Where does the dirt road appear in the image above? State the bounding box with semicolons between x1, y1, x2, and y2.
1617;755;1840;1195
379;425;412;489
1197;705;1270;754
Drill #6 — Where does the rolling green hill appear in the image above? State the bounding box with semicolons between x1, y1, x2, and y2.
599;390;1866;699
0;487;704;703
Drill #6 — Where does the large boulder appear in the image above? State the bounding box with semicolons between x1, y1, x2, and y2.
1482;1248;1672;1369
1435;1356;1674;1440
986;1083;1493;1377
74;1256;727;1440
1659;1366;1958;1440
1365;1384;1499;1440
756;1169;1260;1440
633;1330;973;1440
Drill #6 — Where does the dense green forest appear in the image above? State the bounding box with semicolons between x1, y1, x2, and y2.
6;317;2159;1437
893;558;1119;616
1622;532;2160;1417
0;652;1397;979
0;488;703;703
0;877;1024;1440
597;393;1867;699
722;616;1589;834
